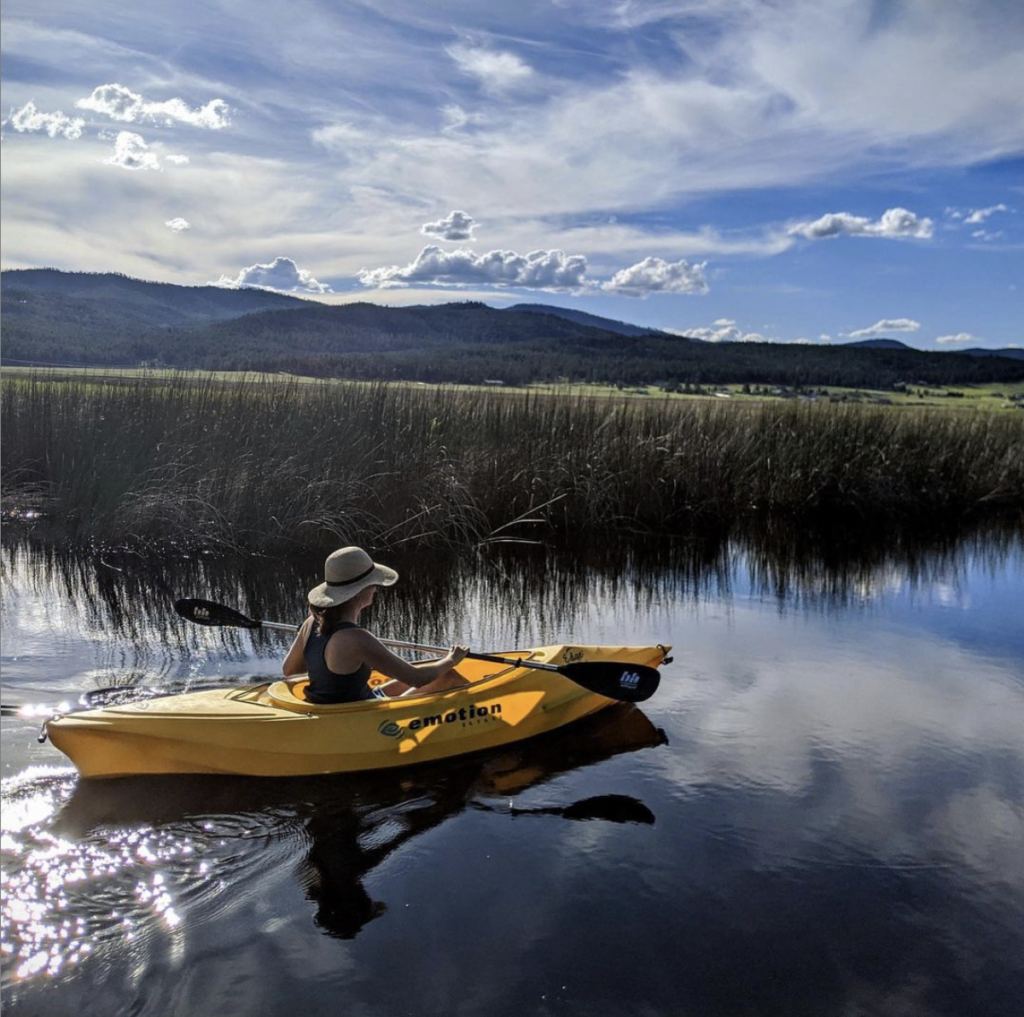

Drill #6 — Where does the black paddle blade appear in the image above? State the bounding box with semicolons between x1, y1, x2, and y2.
174;598;261;629
559;661;661;703
558;794;656;825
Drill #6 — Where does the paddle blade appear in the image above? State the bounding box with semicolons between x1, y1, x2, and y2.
559;661;661;703
559;794;656;825
174;598;260;629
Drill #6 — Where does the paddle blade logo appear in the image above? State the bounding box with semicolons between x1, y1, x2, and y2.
620;671;642;690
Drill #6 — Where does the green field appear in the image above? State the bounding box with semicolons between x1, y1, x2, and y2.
5;365;1023;412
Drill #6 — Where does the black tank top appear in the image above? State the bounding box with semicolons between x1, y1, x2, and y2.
304;621;375;704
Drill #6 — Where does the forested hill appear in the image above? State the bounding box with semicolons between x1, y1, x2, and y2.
3;268;1023;388
505;303;673;337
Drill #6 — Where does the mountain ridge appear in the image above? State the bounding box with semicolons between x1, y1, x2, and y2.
3;269;1023;384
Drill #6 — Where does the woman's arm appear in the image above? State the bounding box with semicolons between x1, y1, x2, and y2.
282;616;313;677
351;630;468;687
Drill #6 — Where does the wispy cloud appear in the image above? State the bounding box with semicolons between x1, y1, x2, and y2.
164;218;191;232
845;318;921;339
214;256;329;293
964;204;1010;224
4;102;84;140
789;208;933;241
447;45;536;95
76;84;231;129
602;256;708;297
358;246;588;291
421;210;477;242
935;332;976;344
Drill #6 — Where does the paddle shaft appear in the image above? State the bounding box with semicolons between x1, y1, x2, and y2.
257;619;565;672
257;617;454;657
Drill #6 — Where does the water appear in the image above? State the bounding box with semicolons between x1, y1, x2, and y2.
2;534;1023;1016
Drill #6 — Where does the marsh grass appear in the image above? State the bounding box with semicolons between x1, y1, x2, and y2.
2;373;1022;551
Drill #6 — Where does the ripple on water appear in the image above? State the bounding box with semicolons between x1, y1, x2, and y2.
0;770;307;991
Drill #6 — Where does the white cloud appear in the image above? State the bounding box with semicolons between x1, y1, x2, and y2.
358;245;588;291
105;131;161;171
964;203;1009;224
602;256;709;297
421;210;477;241
845;318;921;339
164;218;191;232
678;318;766;343
215;256;330;293
440;104;483;134
76;83;231;129
789;207;934;240
936;332;976;344
447;45;536;94
971;229;1004;242
165;154;190;165
5;101;84;140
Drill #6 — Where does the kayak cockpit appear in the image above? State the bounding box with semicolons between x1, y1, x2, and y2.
264;651;541;713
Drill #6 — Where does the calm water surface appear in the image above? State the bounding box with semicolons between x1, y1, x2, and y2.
1;535;1022;1017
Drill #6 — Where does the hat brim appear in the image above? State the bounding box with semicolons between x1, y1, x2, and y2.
308;563;398;609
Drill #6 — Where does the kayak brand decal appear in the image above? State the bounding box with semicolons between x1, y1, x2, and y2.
376;703;504;739
619;671;642;690
562;648;584;663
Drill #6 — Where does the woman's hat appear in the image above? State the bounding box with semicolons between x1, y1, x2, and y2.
307;546;398;608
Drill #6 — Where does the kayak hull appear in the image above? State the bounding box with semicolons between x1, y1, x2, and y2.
47;644;669;779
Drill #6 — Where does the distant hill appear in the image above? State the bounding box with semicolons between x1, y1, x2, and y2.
841;338;913;350
958;347;1024;361
3;269;1023;387
2;268;310;325
506;303;673;338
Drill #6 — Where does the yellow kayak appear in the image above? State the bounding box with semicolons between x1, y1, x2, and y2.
46;643;670;779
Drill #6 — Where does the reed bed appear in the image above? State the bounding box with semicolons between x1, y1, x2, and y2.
2;373;1022;551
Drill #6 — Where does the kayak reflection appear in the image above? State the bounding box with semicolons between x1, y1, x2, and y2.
55;704;666;941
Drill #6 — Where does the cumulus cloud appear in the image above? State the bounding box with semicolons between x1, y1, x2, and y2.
678;318;766;343
106;131;161;171
421;210;477;241
214;256;330;293
76;83;231;129
602;256;708;297
845;318;921;339
936;332;976;344
164;218;191;232
789;207;934;240
358;245;588;291
165;153;190;165
447;45;535;94
5;101;84;139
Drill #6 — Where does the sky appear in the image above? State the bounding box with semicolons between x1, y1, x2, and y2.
1;0;1022;349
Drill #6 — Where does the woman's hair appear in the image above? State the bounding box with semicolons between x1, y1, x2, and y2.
311;602;348;637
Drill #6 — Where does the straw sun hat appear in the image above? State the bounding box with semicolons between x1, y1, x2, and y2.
307;546;399;609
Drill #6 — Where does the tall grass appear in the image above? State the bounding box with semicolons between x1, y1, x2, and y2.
2;373;1022;551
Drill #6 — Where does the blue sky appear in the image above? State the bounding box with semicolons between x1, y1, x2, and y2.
2;0;1022;349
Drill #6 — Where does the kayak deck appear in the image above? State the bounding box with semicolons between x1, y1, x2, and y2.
47;644;670;779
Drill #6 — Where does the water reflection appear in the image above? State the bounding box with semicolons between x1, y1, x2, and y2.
1;705;662;989
2;526;1023;1016
3;523;1021;670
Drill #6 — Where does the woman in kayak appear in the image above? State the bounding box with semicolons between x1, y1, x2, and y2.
283;546;469;703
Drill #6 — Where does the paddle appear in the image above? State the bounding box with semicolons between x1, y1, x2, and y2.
174;598;662;703
472;793;656;825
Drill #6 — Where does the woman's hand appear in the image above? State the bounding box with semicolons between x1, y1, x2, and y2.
445;645;469;666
